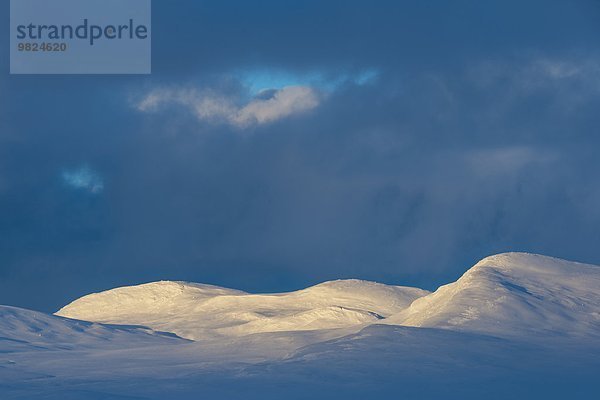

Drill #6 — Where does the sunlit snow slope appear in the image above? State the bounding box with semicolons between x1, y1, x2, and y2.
387;253;600;337
56;280;429;340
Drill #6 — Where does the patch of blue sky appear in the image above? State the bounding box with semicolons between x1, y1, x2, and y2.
61;166;104;194
237;68;379;94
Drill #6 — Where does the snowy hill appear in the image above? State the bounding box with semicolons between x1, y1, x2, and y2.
56;253;600;341
1;252;600;399
0;305;184;352
56;279;429;340
386;253;600;338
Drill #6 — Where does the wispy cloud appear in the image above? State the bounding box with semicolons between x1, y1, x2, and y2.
465;146;557;177
136;85;320;128
135;68;378;128
234;86;319;125
470;56;600;90
61;166;104;194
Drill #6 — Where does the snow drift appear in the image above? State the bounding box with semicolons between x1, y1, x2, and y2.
0;305;183;351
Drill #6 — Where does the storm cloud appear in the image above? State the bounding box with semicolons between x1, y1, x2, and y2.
1;0;600;312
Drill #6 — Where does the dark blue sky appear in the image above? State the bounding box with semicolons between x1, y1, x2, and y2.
2;0;600;312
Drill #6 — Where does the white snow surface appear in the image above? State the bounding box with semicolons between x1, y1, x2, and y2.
0;305;183;351
387;252;600;337
56;279;429;340
1;252;599;399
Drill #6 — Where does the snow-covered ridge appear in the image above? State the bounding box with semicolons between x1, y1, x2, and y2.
55;253;600;341
2;253;600;399
56;279;429;340
387;252;600;338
